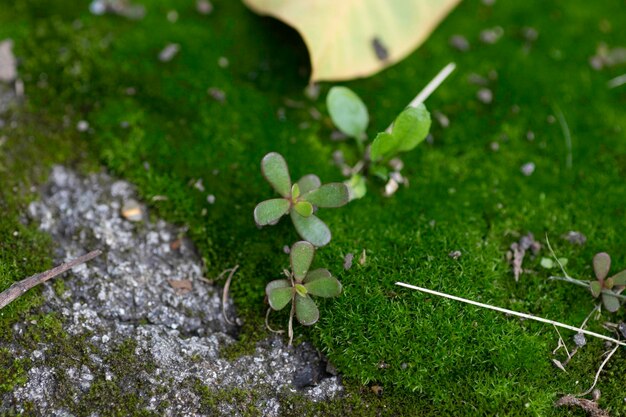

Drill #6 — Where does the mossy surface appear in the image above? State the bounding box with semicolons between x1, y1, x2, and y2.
1;0;626;415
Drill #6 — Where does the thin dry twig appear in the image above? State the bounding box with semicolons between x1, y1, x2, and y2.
265;307;284;334
395;282;626;347
0;250;102;310
385;62;456;132
220;265;239;325
577;343;621;397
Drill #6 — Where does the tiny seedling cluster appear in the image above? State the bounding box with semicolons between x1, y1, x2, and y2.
254;83;436;343
326;85;431;199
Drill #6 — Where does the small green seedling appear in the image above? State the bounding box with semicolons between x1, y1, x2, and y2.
589;252;626;312
266;241;342;345
254;152;350;247
326;86;431;199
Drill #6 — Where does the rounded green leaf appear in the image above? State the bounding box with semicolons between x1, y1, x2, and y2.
302;183;350;208
290;211;331;247
254;198;290;226
326;86;369;139
593;252;611;282
304;274;342;298
369;132;396;161
295;283;308;297
290;241;315;281
294;201;313;217
261;152;292;197
610;270;626;286
295;295;319;326
602;292;621;313
590;280;602;298
297;174;321;194
266;279;293;311
291;183;301;200
393;104;431;153
303;268;332;283
345;174;367;201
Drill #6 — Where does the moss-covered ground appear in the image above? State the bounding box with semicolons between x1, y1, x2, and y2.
1;0;626;415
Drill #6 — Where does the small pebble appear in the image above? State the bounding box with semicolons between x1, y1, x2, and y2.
283;245;290;254
218;57;229;68
434;111;450;128
480;27;504;44
159;43;180;62
207;87;226;103
167;10;179;23
490;141;500;151
206;194;215;204
562;231;587;246
359;249;367;266
343;253;354;270
89;0;106;15
448;250;462;260
526;131;535;141
303;83;320;101
388;158;404;172
520;162;535;176
449;35;470;52
573;332;586;348
522;27;539;42
121;199;143;221
477;88;493;104
76;120;90;132
196;0;213;15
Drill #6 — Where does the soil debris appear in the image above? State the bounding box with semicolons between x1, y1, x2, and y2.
554;395;609;417
507;232;541;281
562;230;587;246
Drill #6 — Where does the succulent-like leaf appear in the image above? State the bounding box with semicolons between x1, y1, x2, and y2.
266;279;293;311
345;174;367;200
611;270;626;286
297;174;321;194
295;295;319;326
593;252;611;282
291;183;301;200
370;105;431;160
602;292;621;313
290;241;316;281
326;87;369;139
302;183;350;208
303;268;332;283
304;274;342;298
261;152;292;197
369;132;396;161
393;104;431;153
294;201;313;217
590;280;602;298
290;211;331;247
295;283;308;297
605;277;615;290
254;198;290;226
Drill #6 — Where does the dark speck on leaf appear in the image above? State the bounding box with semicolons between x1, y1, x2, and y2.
372;37;389;61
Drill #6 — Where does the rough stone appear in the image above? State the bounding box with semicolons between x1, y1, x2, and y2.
3;166;342;416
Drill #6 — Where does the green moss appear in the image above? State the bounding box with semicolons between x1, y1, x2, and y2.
0;348;30;394
1;0;626;414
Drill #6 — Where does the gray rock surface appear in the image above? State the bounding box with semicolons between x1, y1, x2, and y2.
3;166;342;416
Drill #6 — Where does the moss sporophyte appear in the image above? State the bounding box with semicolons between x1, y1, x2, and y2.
265;241;342;345
253;152;350;247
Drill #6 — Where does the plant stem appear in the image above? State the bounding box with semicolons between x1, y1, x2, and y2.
0;250;102;310
549;276;626;301
395;282;626;347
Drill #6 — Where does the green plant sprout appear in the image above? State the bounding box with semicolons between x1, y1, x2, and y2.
548;246;626;313
254;152;349;247
266;241;342;345
326;63;454;199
